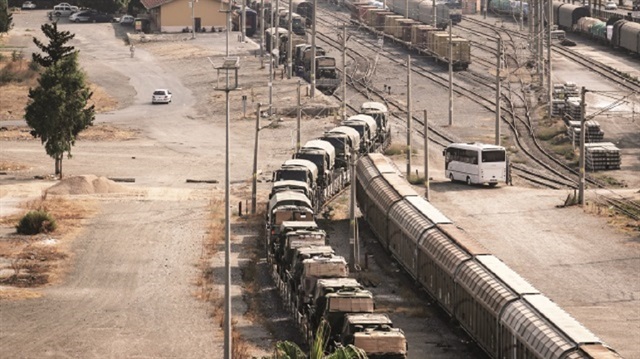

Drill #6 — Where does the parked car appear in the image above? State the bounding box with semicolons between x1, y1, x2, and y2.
69;10;93;22
70;10;113;23
604;1;617;10
152;89;172;104
119;15;135;26
22;1;36;9
50;4;79;17
89;12;114;23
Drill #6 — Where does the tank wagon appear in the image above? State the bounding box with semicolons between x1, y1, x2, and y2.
354;153;622;359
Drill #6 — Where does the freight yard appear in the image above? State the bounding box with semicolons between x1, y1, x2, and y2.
1;3;639;359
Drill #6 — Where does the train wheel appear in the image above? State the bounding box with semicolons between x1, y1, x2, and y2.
449;173;454;182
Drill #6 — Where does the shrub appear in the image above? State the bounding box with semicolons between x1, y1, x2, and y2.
16;210;57;235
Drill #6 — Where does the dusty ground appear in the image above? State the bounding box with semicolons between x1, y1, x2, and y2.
1;8;638;359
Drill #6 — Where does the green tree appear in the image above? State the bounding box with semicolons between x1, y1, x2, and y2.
274;320;368;359
24;52;95;177
0;0;13;33
32;22;75;68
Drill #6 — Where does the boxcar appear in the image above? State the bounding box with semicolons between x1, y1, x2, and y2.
554;3;590;30
612;20;640;54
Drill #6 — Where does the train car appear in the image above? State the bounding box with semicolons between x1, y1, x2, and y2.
278;10;306;36
553;2;590;30
354;152;622;359
231;8;258;37
577;17;608;42
291;0;313;26
611;19;640;54
488;0;529;20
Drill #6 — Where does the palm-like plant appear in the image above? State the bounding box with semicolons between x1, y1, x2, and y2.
274;319;368;359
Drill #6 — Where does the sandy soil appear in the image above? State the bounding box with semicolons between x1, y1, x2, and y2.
1;8;638;359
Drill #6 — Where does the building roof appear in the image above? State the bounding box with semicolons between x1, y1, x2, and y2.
140;0;175;10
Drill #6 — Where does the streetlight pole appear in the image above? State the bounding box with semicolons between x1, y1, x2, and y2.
191;0;196;39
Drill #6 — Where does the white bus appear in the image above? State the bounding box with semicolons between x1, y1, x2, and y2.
443;142;507;186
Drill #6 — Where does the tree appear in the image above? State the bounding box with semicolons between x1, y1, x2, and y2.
32;22;75;68
274;320;368;359
25;52;95;177
0;0;13;34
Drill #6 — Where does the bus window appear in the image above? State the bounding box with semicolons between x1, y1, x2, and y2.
482;150;506;162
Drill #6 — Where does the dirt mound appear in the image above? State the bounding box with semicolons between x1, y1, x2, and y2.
46;175;130;195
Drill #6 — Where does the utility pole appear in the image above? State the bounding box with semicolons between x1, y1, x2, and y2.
579;87;586;206
405;0;409;18
275;0;280;66
269;46;273;115
406;54;412;178
547;0;553;118
432;0;436;27
311;0;317;98
424;110;430;201
495;37;502;146
349;146;358;270
252;103;261;214
288;0;293;78
191;0;196;39
242;0;246;42
297;80;302;152
519;0;523;31
260;0;264;68
448;20;453;126
539;0;544;87
342;26;347;121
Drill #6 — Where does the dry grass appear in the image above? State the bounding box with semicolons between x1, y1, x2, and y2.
0;124;138;142
0;196;97;292
193;195;264;357
0;160;29;171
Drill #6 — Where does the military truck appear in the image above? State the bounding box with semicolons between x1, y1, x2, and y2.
274;221;327;277
340;313;408;359
308;278;373;341
266;191;314;250
294;255;349;311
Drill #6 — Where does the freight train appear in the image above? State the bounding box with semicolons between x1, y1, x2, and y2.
350;2;471;70
552;2;640;55
355;152;623;359
266;102;405;358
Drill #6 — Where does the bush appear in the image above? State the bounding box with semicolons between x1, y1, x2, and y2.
16;210;57;235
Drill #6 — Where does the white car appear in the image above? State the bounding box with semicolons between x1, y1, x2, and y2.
604;1;617;10
51;4;79;17
152;89;172;104
119;15;135;26
22;1;36;9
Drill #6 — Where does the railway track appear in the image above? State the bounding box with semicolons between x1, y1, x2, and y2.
312;6;594;189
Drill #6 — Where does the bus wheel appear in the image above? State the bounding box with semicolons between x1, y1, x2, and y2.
449;173;454;182
466;177;472;186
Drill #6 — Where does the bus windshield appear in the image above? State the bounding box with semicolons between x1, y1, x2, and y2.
482;150;506;162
